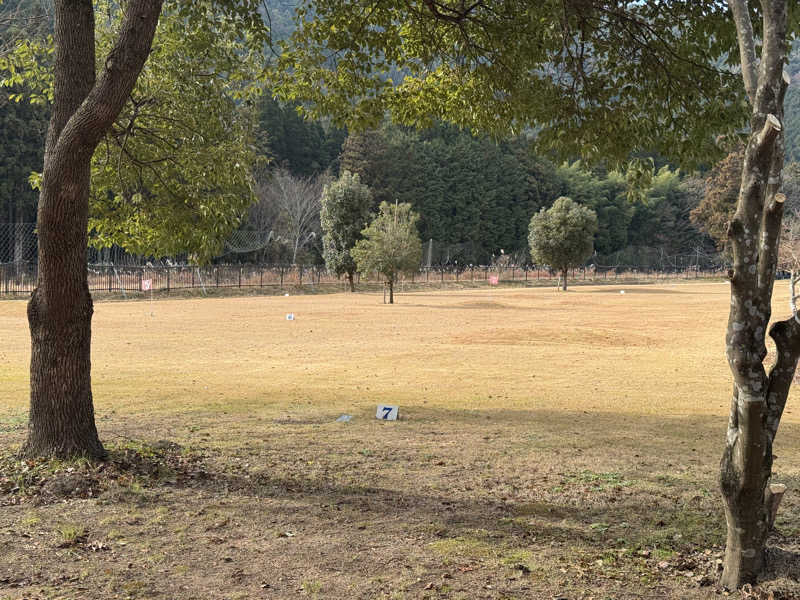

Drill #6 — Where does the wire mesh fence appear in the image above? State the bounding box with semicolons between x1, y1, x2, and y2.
0;261;727;296
0;223;729;296
0;223;38;264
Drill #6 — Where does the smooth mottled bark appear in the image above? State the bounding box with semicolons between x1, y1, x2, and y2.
719;0;792;588
22;0;163;459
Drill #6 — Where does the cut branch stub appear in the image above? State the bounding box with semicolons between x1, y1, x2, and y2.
757;114;782;151
767;483;787;529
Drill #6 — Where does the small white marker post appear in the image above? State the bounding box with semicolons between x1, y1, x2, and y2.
286;313;295;321
376;405;399;421
142;278;153;314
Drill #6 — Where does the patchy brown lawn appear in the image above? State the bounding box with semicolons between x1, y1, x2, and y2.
2;283;800;599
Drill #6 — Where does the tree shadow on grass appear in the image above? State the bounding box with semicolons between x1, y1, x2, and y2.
4;406;800;596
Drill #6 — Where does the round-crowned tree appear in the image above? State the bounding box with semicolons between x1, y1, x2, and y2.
351;201;422;304
528;197;598;291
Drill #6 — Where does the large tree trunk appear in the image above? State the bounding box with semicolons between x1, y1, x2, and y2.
347;270;355;292
388;277;394;304
719;0;791;588
561;268;568;291
22;0;163;459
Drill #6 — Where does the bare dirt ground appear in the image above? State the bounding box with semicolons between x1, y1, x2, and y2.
2;282;800;599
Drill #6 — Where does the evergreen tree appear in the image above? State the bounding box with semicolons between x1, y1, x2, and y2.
0;96;48;226
557;162;629;255
320;170;372;291
529;197;598;291
256;94;345;178
338;129;393;206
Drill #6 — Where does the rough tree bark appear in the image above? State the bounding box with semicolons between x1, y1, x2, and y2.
719;0;793;588
22;0;164;459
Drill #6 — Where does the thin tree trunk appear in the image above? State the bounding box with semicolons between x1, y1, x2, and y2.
22;0;163;459
561;268;568;291
347;270;355;292
388;278;394;304
719;0;790;588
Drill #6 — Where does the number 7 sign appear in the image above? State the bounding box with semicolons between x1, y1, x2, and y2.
375;405;399;421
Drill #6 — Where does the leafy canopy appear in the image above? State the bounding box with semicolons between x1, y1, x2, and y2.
274;0;765;167
89;1;266;262
528;196;598;272
352;201;423;282
1;0;268;263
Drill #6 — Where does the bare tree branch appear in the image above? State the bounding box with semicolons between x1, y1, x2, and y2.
254;169;328;263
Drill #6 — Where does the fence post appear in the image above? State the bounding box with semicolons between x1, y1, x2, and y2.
260;268;263;288
299;265;303;287
239;267;242;288
166;268;170;294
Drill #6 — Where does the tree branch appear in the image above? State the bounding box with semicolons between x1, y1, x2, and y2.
47;0;164;177
757;73;790;304
766;315;800;442
727;0;758;104
756;0;788;113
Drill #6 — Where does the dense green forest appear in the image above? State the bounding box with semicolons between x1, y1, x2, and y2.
2;3;800;266
0;0;50;226
259;120;714;265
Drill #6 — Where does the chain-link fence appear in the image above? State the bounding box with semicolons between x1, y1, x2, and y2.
0;223;38;264
1;224;729;296
0;261;727;296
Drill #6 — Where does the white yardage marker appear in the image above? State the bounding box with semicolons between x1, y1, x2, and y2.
376;405;399;421
286;313;295;320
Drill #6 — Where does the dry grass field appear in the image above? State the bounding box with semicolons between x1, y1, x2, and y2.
2;282;800;599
